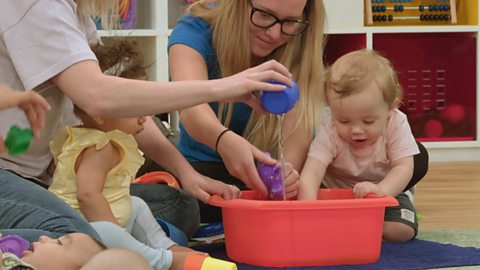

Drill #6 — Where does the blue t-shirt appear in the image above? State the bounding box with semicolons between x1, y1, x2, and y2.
168;15;251;162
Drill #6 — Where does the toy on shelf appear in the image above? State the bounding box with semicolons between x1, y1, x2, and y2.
94;0;137;30
118;0;137;29
365;0;457;26
183;253;237;270
4;125;34;156
0;235;30;258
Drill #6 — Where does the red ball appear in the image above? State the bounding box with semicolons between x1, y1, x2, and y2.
441;104;466;124
424;119;444;138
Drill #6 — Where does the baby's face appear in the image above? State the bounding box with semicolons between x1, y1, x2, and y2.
328;80;393;150
100;116;147;135
21;233;103;270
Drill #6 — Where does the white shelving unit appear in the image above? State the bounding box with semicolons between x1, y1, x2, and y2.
99;0;479;162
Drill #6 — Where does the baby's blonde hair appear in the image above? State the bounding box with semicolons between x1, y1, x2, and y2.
189;0;326;157
326;49;403;109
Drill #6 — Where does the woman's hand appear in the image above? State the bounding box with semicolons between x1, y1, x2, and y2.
216;131;277;197
0;86;50;152
213;60;293;104
179;170;240;204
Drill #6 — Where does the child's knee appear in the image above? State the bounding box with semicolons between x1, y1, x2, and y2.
383;221;416;242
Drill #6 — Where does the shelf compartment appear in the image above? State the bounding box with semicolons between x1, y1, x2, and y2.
324;34;367;65
373;32;477;142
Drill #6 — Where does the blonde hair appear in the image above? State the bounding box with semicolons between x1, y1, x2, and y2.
326;49;403;109
189;0;326;157
77;0;119;30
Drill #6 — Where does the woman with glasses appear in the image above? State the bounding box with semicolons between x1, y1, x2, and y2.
168;0;326;222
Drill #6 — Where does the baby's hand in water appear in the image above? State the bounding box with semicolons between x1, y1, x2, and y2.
282;162;300;199
353;182;384;198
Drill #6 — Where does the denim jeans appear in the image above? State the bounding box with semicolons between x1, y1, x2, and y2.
130;183;200;238
0;169;99;242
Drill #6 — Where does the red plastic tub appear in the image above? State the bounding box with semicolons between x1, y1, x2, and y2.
209;189;398;267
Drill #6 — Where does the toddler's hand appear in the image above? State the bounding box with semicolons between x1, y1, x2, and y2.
281;162;300;199
353;182;384;198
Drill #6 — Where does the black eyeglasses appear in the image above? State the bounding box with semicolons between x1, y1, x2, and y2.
249;0;309;36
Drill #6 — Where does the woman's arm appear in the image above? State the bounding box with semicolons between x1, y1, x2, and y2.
168;44;228;151
135;118;240;203
75;143;120;226
51;59;292;119
169;44;275;195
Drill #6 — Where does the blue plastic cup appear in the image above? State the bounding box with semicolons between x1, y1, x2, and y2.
261;80;300;114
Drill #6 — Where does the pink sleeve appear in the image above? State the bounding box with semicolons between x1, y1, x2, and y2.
386;110;420;162
308;115;337;166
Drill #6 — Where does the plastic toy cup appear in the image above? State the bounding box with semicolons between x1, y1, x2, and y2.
261;80;300;114
4;125;34;156
257;155;285;200
184;253;237;270
0;235;31;258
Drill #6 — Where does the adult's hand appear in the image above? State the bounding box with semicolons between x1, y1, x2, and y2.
216;131;277;197
213;60;293;103
0;86;50;152
179;170;240;204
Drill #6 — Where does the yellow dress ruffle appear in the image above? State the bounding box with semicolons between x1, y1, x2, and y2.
49;126;145;226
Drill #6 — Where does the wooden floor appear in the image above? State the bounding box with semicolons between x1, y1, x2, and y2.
415;161;480;231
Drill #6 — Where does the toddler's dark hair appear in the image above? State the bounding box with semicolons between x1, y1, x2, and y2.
91;38;147;79
75;38;149;116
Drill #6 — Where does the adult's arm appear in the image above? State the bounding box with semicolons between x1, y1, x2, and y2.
135;117;240;203
169;44;276;195
51;59;292;119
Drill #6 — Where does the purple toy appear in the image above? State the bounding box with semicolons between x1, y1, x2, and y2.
0;235;30;258
258;160;285;200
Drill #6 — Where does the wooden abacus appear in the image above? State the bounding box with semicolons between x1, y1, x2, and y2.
365;0;457;26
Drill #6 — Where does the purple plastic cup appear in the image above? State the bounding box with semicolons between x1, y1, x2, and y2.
261;80;300;114
258;160;285;200
0;235;31;257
